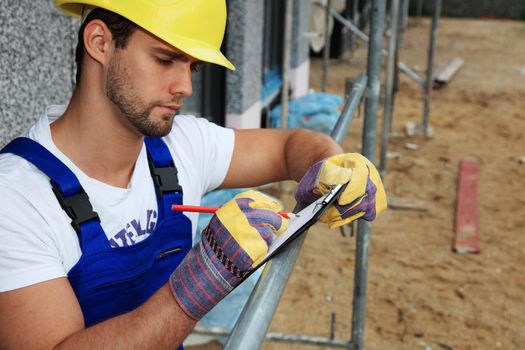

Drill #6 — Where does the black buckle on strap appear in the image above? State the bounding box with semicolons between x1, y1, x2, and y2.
52;185;100;233
147;156;182;198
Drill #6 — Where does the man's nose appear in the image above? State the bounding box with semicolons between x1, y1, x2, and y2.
168;63;193;98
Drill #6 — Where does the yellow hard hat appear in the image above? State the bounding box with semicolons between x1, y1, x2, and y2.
54;0;235;71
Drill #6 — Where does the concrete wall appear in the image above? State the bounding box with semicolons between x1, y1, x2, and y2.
413;0;525;20
225;0;313;128
0;0;77;147
224;0;264;129
290;0;312;99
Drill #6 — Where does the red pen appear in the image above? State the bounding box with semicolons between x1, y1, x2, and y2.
171;204;294;219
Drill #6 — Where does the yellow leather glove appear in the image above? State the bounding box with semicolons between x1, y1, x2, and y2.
295;153;387;229
215;190;289;267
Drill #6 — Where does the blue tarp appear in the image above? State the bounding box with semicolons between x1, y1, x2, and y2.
261;67;282;103
270;92;343;134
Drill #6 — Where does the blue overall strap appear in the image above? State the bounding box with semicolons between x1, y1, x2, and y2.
0;137;106;251
144;137;182;220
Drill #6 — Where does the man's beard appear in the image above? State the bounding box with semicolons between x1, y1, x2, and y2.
105;56;175;137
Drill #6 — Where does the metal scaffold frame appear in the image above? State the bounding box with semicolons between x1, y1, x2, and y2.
315;0;443;176
422;0;442;136
192;1;387;349
380;0;403;178
317;0;425;88
380;0;443;176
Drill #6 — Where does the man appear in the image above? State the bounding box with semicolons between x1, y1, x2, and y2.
0;0;386;349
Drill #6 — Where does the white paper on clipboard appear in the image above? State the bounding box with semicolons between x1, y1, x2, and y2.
263;183;345;260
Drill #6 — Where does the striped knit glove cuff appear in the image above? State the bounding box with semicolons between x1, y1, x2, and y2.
170;190;288;320
169;238;234;320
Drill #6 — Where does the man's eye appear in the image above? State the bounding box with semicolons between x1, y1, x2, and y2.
157;58;172;66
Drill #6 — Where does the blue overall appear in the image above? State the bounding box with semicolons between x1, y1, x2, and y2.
1;137;193;334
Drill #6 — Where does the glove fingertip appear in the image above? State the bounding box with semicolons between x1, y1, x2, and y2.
276;215;289;236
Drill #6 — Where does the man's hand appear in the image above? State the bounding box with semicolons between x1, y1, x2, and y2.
295;153;387;229
169;190;288;320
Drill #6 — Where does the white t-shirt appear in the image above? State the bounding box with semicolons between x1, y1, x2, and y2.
0;105;234;292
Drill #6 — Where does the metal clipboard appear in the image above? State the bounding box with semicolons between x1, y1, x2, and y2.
241;183;347;282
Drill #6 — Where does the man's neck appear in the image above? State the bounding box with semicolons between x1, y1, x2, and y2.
51;86;144;189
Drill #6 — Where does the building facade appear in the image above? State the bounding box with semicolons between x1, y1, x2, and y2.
0;0;313;146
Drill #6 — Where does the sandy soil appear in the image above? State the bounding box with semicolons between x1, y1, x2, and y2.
189;17;525;350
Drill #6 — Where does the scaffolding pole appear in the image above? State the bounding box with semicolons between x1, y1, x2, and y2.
379;0;400;177
318;3;425;87
352;0;386;349
422;0;442;137
400;0;409;33
332;74;368;144
351;0;359;50
280;0;293;129
223;74;368;350
322;0;332;92
416;0;424;24
194;326;352;349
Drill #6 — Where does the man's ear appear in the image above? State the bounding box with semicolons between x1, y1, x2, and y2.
83;19;114;65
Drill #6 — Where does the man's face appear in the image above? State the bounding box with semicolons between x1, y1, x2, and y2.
105;28;201;137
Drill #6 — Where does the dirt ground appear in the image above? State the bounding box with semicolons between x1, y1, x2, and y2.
189;17;525;350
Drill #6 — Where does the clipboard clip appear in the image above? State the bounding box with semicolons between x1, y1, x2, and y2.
313;182;348;212
322;183;346;205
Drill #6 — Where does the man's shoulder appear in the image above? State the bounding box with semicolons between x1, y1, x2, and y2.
171;114;212;131
164;115;228;149
0;151;33;176
169;114;231;139
0;152;50;198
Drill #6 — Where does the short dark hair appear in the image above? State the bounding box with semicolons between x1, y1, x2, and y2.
74;8;138;83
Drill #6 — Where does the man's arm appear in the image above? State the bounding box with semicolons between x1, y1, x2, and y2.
0;279;195;349
221;128;343;188
0;189;291;350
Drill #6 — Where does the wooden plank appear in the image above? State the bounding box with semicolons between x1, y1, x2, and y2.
388;196;427;211
454;157;480;254
433;57;464;89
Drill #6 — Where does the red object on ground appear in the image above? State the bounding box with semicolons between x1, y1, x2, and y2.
454;157;480;254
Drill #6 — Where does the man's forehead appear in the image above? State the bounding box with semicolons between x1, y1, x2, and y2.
134;27;201;63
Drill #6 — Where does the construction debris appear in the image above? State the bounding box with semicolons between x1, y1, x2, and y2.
405;122;417;137
433;57;464;89
386;151;401;159
388;196;427;211
410;157;430;167
405;143;419;151
389;131;406;139
405;122;434;138
519;156;525;164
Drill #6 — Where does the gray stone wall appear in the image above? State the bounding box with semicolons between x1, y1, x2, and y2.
225;0;264;115
413;0;525;20
0;0;77;147
225;0;312;117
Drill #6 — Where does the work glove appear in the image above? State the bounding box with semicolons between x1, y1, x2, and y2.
295;153;387;229
170;190;288;320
